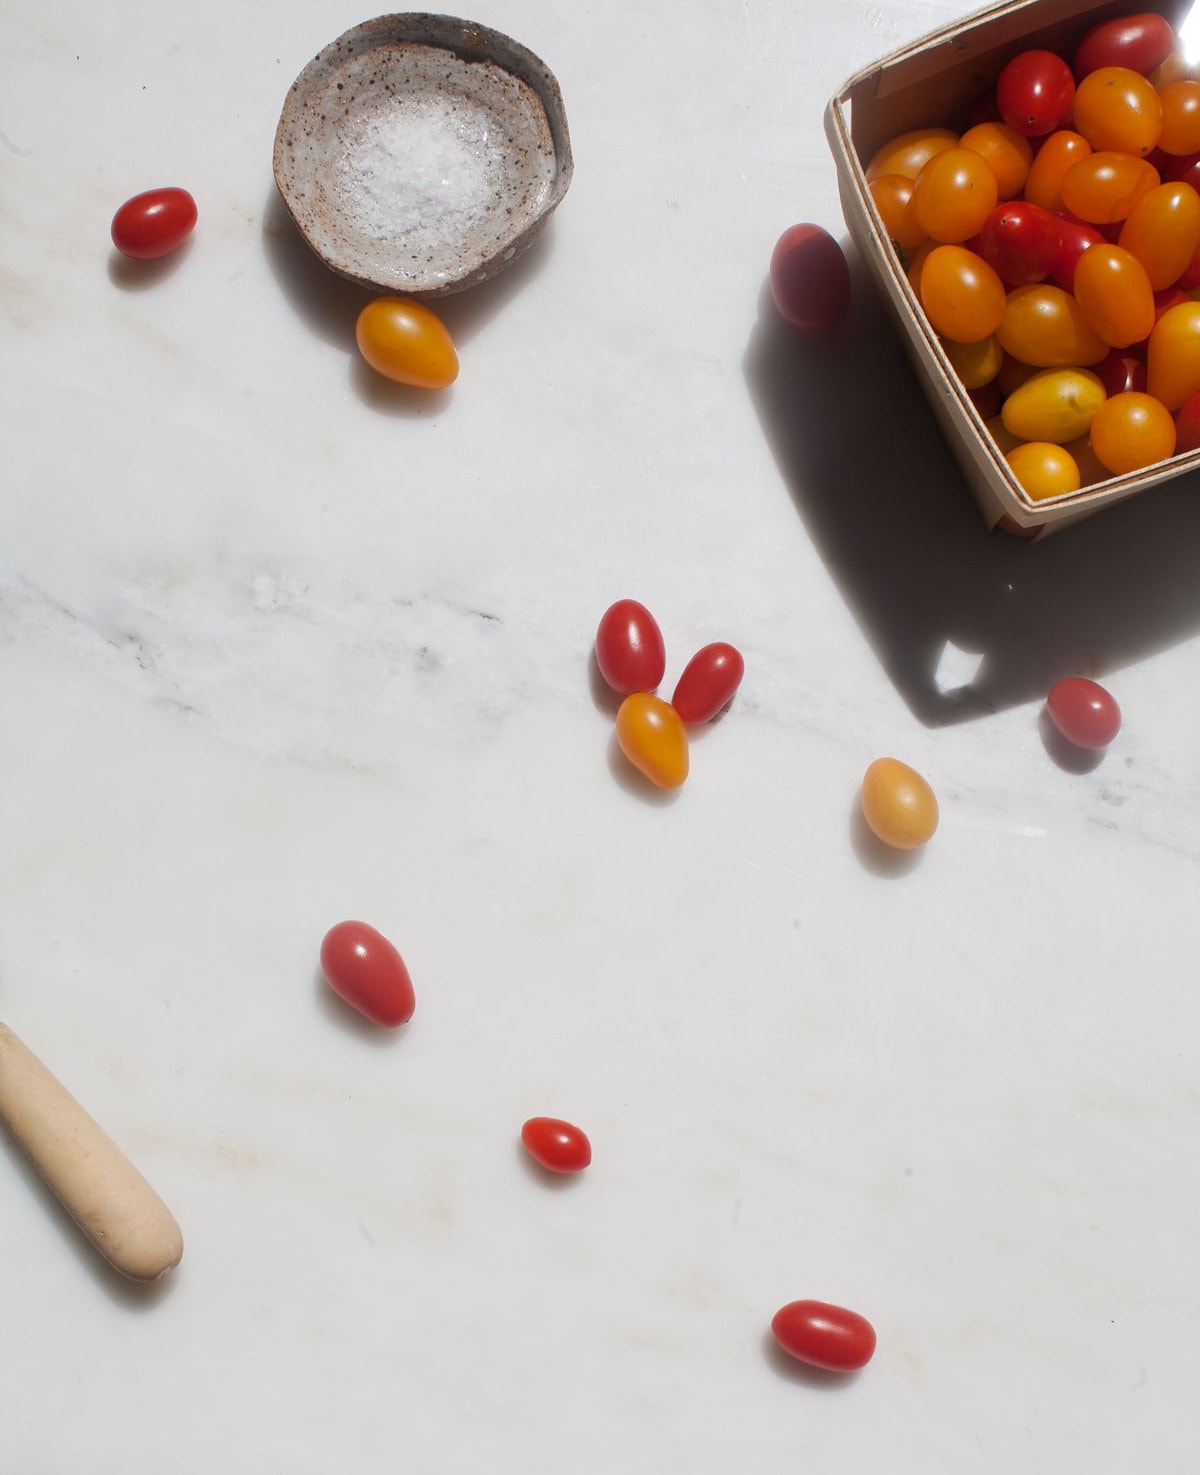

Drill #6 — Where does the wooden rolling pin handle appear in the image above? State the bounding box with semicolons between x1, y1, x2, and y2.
0;1023;183;1282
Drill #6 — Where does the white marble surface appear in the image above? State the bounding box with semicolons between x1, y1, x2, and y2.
2;0;1199;1469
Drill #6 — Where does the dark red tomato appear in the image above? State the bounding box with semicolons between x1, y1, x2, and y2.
595;599;666;694
1046;677;1121;747
1050;214;1105;290
520;1117;591;1173
996;50;1076;138
976;200;1060;285
771;1300;877;1372
110;187;197;259
671;642;745;723
1164;150;1200;192
320;920;415;1027
1176;391;1200;451
1097;348;1147;396
1128;287;1191;353
1073;12;1175;80
769;224;851;333
1176;243;1200;290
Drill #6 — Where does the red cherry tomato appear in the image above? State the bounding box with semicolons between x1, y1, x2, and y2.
771;1300;877;1372
671;642;745;723
1176;391;1200;452
769;224;851;333
595;599;666;694
1050;213;1105;290
976;200;1060;285
1073;13;1175;80
996;50;1076;138
1046;677;1121;747
110;187;197;259
520;1117;591;1173
320;920;415;1027
1097;348;1146;396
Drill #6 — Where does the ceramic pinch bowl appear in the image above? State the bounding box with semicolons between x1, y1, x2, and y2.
273;13;573;298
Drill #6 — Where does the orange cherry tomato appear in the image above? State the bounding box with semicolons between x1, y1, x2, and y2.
1158;80;1200;155
1089;391;1177;471
997;284;1109;366
1071;67;1162;156
1072;244;1156;346
1060;151;1160;222
1147;300;1200;408
941;333;1003;388
959;121;1033;199
1005;441;1082;499
865;127;958;182
868;174;928;252
1024;131;1092;211
919;245;1006;342
912;147;999;243
1117;181;1200;288
860;758;938;849
355;297;458;389
615;693;689;788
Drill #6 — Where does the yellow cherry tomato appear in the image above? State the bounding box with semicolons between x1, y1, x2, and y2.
355;297;459;389
1001;367;1106;442
860;758;938;850
1005;441;1082;500
865;127;958;182
1118;182;1200;289
941;333;1003;388
919;245;1006;342
1147;301;1200;409
1071;67;1162;156
959;121;1033;199
997;284;1109;367
868;174;928;252
1024;131;1092;212
1089;391;1177;472
1157;80;1200;155
1072;244;1156;347
1060;151;1160;223
912;147;999;243
615;693;689;789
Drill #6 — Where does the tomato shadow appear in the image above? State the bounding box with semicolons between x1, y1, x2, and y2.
743;237;1200;726
848;794;925;878
1037;704;1106;773
106;238;195;291
604;730;686;806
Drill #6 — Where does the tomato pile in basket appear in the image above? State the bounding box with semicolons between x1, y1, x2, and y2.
866;12;1200;500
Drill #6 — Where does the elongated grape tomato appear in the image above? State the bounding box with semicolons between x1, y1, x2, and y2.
671;642;744;724
771;1300;877;1372
1046;677;1121;747
1074;13;1175;80
356;297;458;389
521;1117;591;1174
769;224;851;333
111;187;197;259
615;693;689;788
996;50;1076;137
320;920;415;1027
861;758;939;849
595;600;666;694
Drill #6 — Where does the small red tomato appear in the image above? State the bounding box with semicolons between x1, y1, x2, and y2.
1073;12;1175;80
111;186;197;259
520;1117;591;1173
320;920;415;1027
996;51;1076;138
1175;243;1200;290
770;224;851;333
671;642;745;723
595;599;666;694
1176;391;1200;451
976;200;1061;285
1050;214;1105;290
771;1300;877;1372
1096;348;1147;396
1046;677;1121;747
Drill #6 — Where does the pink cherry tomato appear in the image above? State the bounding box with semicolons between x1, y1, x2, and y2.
110;187;197;259
1046;677;1121;748
996;51;1076;138
320;920;415;1027
595;600;666;694
671;642;745;723
771;1300;877;1371
769;224;851;333
520;1117;591;1173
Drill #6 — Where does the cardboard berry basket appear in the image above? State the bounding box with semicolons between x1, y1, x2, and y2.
825;0;1198;537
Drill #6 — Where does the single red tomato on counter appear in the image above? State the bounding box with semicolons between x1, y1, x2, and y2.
1046;677;1122;747
595;599;666;694
997;50;1076;137
320;921;415;1027
771;1300;877;1371
111;187;197;259
770;224;851;333
671;643;745;723
521;1117;592;1173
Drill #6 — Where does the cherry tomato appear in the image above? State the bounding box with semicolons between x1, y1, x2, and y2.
1117;181;1200;288
976;200;1060;285
1176;243;1200;290
1046;676;1121;747
770;224;851;333
1147;301;1200;408
1005;441;1082;499
960;121;1033;199
912;148;999;242
1001;367;1105;442
520;1117;591;1173
1175;390;1200;451
1073;13;1175;80
1049;213;1105;290
1072;243;1156;346
918;245;1006;342
771;1300;876;1372
1150;46;1193;91
865;127;958;182
355;297;458;388
860;757;938;849
1025;131;1092;211
1072;67;1162;157
595;599;666;694
942;333;1003;389
671;642;745;723
1157;80;1200;155
110;186;197;259
320;920;415;1027
996;50;1075;138
615;693;689;788
1097;348;1147;396
1089;390;1176;471
998;284;1108;366
1060;152;1160;223
868;174;928;253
